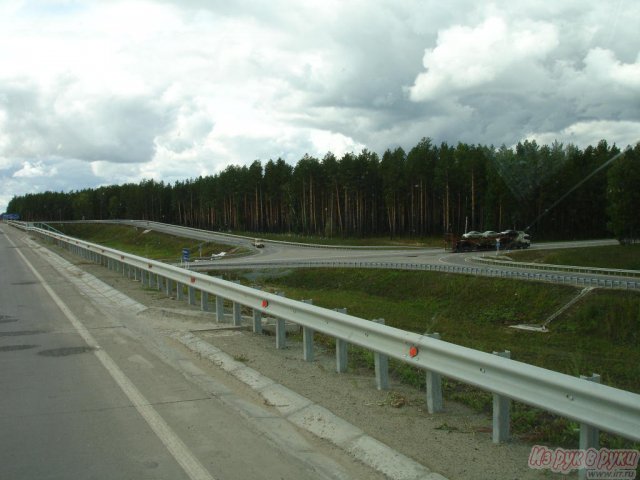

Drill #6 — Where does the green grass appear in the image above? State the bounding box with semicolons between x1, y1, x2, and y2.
505;244;640;270
221;267;640;447
232;268;640;392
50;223;241;261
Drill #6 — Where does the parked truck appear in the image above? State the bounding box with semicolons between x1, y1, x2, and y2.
446;230;531;252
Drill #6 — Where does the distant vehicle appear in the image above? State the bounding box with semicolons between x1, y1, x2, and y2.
447;230;531;252
253;239;264;248
210;252;226;260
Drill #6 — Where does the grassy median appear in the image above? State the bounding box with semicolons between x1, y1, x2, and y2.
505;243;640;270
51;223;241;261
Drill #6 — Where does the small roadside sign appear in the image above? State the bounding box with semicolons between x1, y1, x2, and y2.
182;248;190;263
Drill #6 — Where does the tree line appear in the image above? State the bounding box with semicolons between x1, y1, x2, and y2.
7;138;640;241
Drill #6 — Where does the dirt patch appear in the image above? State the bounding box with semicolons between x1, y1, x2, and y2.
195;329;552;480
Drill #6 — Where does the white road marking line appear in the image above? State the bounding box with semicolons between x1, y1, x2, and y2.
7;233;216;480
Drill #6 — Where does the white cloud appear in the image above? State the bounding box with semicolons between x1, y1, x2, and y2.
583;48;640;89
308;130;365;159
525;120;640;149
409;16;559;101
0;0;639;214
13;160;57;178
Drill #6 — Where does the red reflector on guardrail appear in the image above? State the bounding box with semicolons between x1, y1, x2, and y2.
409;346;418;358
190;277;196;284
262;300;269;308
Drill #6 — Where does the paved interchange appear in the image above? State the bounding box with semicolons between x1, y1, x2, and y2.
112;220;632;288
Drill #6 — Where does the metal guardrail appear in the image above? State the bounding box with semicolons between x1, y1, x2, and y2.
474;255;640;278
12;222;640;443
187;259;640;290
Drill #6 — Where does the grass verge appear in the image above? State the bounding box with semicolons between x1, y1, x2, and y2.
218;267;640;448
504;244;640;270
50;223;241;261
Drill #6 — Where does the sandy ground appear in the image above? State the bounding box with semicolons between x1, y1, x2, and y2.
50;244;570;480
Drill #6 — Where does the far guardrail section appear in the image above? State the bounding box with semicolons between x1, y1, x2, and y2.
12;221;640;446
473;255;640;278
186;259;640;291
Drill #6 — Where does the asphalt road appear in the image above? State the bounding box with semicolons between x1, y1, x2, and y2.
113;221;632;286
0;225;385;480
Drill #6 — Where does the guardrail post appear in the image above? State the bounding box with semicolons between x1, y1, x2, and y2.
336;339;347;373
301;299;314;361
275;317;286;349
373;318;389;390
232;301;242;326
232;281;242;326
579;373;601;479
176;283;185;301
334;308;348;373
216;295;225;322
492;350;511;443
135;268;141;282
157;275;164;291
149;272;156;289
188;286;196;305
580;373;600;460
252;309;262;334
141;270;149;287
166;279;174;297
200;291;209;311
275;292;287;349
426;333;443;413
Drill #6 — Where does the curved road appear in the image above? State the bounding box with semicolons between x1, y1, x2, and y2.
103;220;636;289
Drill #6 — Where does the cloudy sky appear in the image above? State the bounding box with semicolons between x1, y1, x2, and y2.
1;0;638;213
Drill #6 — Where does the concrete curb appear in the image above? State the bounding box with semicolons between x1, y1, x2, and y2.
175;332;447;480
